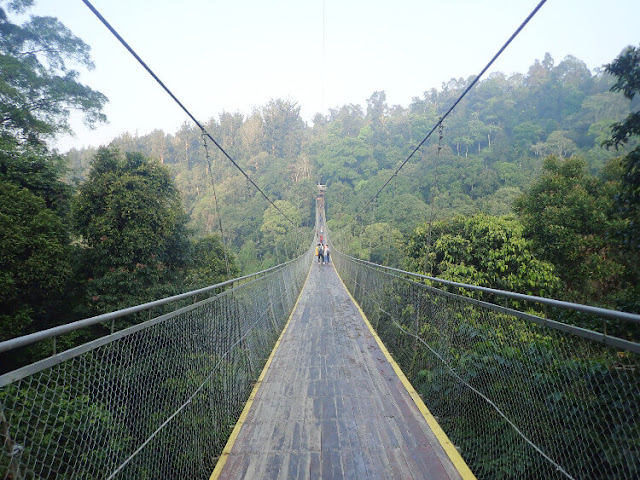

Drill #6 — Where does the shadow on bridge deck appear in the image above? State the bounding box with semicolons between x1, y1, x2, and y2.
212;259;474;479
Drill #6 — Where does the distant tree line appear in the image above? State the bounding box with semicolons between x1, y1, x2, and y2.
70;45;639;318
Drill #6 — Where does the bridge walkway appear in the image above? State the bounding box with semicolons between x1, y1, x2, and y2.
212;259;473;479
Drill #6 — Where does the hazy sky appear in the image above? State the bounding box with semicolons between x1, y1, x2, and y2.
22;0;640;151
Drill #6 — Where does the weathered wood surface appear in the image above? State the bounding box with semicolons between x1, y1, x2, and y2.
216;260;464;479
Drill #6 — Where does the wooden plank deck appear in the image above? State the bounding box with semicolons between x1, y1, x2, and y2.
212;260;473;479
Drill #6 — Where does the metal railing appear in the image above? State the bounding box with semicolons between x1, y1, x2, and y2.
1;248;313;479
332;250;640;480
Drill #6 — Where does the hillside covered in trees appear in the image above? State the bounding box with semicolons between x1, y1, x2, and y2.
66;50;639;314
70;53;633;227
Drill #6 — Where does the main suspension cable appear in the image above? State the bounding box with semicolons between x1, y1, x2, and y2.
355;0;547;220
81;0;298;227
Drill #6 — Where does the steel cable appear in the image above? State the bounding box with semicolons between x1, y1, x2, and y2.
81;0;298;228
201;132;231;279
355;0;548;221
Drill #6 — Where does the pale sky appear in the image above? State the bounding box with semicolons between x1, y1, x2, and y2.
21;0;640;151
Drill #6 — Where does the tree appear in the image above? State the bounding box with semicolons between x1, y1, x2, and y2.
576;92;630;148
327;104;364;138
0;181;71;343
317;137;372;185
374;193;429;232
531;130;577;158
259;200;301;261
0;0;106;212
261;99;305;158
513;156;625;304
185;235;239;289
148;129;168;164
0;141;73;216
73;148;190;316
603;45;640;249
0;0;106;145
51;52;637;290
240;112;264;158
0;0;106;345
511;121;544;157
405;214;560;298
366;91;388;130
360;222;403;266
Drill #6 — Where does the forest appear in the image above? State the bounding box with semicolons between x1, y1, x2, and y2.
66;49;640;319
2;0;639;359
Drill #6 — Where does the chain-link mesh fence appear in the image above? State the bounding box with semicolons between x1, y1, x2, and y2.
1;249;312;479
332;250;639;480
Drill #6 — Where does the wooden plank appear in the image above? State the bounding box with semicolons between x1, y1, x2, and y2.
309;451;322;478
341;449;368;480
320;419;340;450
283;452;301;479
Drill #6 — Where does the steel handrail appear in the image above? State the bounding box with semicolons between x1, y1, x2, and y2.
0;250;311;354
334;251;640;324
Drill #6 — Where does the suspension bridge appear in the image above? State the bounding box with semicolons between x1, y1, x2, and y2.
1;197;639;479
211;239;470;479
2;2;639;477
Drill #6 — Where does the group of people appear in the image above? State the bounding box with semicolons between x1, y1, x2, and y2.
315;243;330;265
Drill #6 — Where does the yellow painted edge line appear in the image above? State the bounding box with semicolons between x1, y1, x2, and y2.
210;262;313;480
334;268;476;480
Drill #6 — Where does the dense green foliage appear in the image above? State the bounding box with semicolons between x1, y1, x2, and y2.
603;45;640;250
369;279;639;479
405;215;560;298
0;181;70;341
514;156;634;306
68;53;631;249
260;199;303;263
3;0;637;342
186;235;239;288
63;48;640;316
73;148;191;316
0;3;237;366
0;0;103;346
0;0;106;145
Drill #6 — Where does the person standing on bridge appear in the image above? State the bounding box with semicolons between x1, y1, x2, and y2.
323;244;330;265
316;243;323;263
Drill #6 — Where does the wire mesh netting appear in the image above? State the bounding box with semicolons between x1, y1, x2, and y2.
332;250;639;480
1;249;312;479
